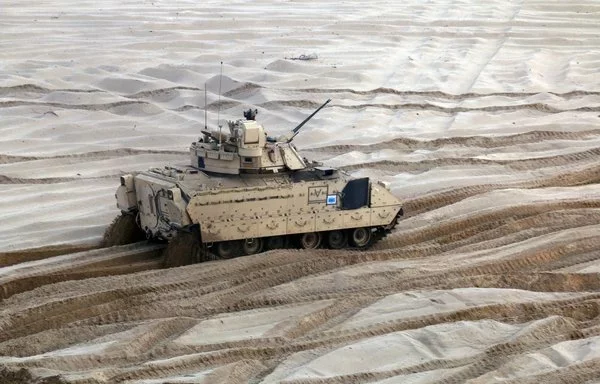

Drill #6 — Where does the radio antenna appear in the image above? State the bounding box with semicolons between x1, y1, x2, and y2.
217;61;223;146
204;83;207;131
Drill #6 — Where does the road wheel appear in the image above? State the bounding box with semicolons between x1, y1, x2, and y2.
299;232;322;249
266;236;286;250
216;241;240;258
350;227;372;248
241;238;263;255
327;230;348;249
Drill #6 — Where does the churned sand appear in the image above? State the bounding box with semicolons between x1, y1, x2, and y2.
2;0;600;382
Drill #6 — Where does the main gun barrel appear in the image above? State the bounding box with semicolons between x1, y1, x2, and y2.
288;98;332;142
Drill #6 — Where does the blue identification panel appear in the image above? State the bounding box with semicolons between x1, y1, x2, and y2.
326;194;337;205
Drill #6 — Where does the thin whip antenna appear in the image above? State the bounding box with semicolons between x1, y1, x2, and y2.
217;61;223;146
204;83;207;130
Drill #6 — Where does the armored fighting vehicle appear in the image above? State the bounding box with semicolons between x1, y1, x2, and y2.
112;99;403;265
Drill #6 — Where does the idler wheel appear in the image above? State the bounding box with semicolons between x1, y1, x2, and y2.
350;227;372;248
242;238;263;255
299;232;322;249
327;230;348;249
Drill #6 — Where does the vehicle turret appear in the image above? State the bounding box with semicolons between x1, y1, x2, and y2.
190;99;331;175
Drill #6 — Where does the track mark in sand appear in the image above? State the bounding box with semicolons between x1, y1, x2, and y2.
0;82;260;100
5;83;600;103
14;318;201;374
338;102;600;114
0;154;38;165
281;296;380;340
0;148;187;165
462;0;523;94
125;85;202;99
246;237;600;310
280;317;596;384
0;244;97;268
424;209;600;257
541;250;600;273
398;165;600;219
0;256;164;302
260;99;600;114
305;129;600;153
125;82;262;101
499;359;600;384
0;323;135;357
0;84;103;96
0;242;164;300
292;293;600;347
0;174;85;184
338;147;600;174
0;152;188;183
176;99;241;112
3;248;600;383
289;87;600;100
0;173;124;184
0;250;333;341
222;82;264;97
437;330;600;384
3;134;600;383
4;3;600;383
0;99;154;113
8;89;600;116
106;297;600;383
382;202;600;251
62;252;354;330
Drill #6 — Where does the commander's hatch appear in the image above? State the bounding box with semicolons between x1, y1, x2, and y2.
280;145;306;170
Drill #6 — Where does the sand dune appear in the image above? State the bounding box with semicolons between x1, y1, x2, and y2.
2;0;600;382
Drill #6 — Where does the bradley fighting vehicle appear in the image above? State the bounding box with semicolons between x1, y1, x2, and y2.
113;99;403;265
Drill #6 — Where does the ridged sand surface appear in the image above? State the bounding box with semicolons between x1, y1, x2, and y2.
2;1;600;382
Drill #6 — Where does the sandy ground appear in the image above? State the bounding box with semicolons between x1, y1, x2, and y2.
2;0;600;382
